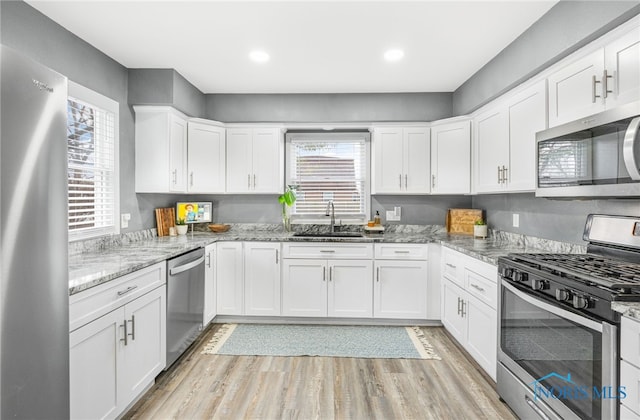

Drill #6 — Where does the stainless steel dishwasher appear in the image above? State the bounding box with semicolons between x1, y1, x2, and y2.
166;247;205;368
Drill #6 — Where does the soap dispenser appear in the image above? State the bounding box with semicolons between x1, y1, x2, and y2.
374;211;381;225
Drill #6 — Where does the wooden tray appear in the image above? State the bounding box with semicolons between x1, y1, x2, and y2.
446;209;483;235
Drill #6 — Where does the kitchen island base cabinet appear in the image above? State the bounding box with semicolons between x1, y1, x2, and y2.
69;262;166;420
373;260;428;319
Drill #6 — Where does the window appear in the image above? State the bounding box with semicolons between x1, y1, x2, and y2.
67;82;119;241
285;131;370;223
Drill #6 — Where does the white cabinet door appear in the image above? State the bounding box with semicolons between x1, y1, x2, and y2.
187;121;226;193
281;259;327;317
403;127;431;193
168;113;188;192
465;294;497;381
70;307;123;420
216;242;244;315
119;286;166;410
372;127;404;194
373;260;427;319
507;81;547;192
474;108;509;193
548;49;605;127
441;280;466;344
203;244;216;325
430;120;470;194
252;128;283;193
244;242;281;316
604;26;640;109
226;129;253;193
327;259;373;318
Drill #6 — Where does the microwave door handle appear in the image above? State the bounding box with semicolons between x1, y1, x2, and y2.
502;282;602;332
623;116;640;181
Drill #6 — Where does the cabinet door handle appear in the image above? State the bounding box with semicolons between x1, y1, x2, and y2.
497;166;502;184
190;171;194;187
120;322;128;346
432;174;436;188
247;174;251;189
405;174;408;189
117;285;138;296
128;315;136;341
457;297;462;315
329;266;332;282
603;69;613;98
323;266;326;282
502;165;508;184
470;283;485;292
461;300;466;318
275;249;279;264
592;74;602;103
172;169;177;185
399;174;402;189
206;253;211;268
376;267;380;282
253;174;256;188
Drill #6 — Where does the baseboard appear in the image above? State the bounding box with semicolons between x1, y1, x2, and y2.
212;315;443;327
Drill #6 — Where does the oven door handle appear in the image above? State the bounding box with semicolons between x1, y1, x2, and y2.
502;282;602;332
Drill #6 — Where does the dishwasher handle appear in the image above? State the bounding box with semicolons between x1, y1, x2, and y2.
169;255;205;276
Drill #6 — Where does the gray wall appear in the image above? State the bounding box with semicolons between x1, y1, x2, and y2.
206;93;453;123
453;1;640;115
373;195;472;226
128;68;206;118
0;0;145;232
473;194;640;245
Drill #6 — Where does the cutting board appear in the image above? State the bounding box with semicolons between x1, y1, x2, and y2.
155;208;176;237
446;209;483;235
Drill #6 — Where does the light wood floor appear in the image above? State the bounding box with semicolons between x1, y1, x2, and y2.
124;324;516;420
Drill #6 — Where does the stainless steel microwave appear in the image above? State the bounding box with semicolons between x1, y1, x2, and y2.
536;101;640;198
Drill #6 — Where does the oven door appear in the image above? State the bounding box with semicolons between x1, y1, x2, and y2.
498;281;617;420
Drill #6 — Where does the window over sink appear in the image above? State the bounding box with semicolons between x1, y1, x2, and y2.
285;131;370;224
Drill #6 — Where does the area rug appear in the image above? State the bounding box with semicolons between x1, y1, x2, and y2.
201;324;440;360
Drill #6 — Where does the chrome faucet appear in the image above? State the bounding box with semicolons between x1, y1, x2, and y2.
325;201;335;233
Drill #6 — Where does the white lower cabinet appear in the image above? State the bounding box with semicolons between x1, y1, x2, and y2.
244;242;281;316
282;243;374;318
441;247;498;380
69;262;166;419
203;243;216;325
620;316;640;417
216;242;244;315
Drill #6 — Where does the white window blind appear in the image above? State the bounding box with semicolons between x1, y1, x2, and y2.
286;132;370;222
538;139;592;186
67;82;119;241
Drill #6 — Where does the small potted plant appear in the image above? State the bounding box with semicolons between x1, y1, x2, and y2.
474;219;488;239
175;218;188;235
278;185;297;232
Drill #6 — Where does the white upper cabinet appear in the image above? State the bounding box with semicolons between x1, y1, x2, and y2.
134;106;226;194
474;80;546;193
187;119;226;193
430;119;471;194
548;22;640;127
226;127;284;194
372;126;430;194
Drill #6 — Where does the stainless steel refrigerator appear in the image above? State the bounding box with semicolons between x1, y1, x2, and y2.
1;45;70;418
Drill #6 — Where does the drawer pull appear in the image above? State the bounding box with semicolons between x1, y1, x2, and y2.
320;250;335;253
446;263;457;269
394;250;411;254
117;285;138;296
470;283;485;292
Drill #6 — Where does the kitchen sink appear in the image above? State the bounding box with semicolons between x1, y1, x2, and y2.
292;232;365;238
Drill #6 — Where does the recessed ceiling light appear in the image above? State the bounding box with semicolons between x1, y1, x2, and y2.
249;50;270;63
384;49;404;62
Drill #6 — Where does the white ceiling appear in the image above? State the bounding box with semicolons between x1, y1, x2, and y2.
26;0;558;94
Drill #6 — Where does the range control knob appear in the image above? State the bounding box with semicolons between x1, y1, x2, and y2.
531;279;548;291
500;267;514;279
555;289;572;302
514;271;528;283
572;295;591;310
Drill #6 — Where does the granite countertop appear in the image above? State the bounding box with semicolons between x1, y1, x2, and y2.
612;302;640;321
69;224;586;296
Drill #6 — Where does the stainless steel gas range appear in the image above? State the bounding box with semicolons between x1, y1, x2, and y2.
497;214;640;420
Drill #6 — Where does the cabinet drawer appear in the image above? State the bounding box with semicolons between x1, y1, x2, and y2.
374;243;428;260
282;243;373;259
442;247;463;287
464;268;498;310
622;316;640;368
621;359;640;416
70;262;166;332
